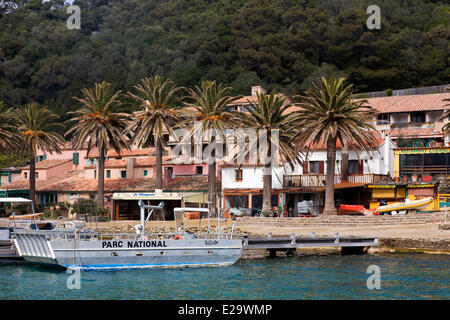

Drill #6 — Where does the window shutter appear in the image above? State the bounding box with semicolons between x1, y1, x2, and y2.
358;160;364;174
73;152;79;165
319;161;325;174
302;161;308;174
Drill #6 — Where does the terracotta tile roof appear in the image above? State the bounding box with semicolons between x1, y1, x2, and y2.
388;128;443;138
2;170;212;193
86;147;156;159
308;135;385;151
164;176;219;192
363;93;450;114
86;156;172;169
228;96;258;106
1;170;82;191
22;159;72;170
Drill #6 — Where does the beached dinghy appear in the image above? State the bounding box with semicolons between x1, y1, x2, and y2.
375;197;434;214
12;201;242;271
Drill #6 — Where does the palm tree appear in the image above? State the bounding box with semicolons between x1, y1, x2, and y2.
66;81;130;207
183;81;242;215
0;101;21;152
439;90;450;134
232;91;301;213
126;75;183;189
13;103;65;207
292;77;378;215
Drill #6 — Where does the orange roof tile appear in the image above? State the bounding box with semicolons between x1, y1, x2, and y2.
388;128;443;138
308;135;385;151
363;93;450;114
86;156;172;169
86;147;156;159
22;159;72;170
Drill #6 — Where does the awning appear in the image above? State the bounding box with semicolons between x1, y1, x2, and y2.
334;182;367;190
0;197;32;203
112;192;207;202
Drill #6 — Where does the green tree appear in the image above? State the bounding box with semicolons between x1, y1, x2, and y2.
0;101;21;152
66;81;130;207
183;80;241;215
232;91;300;213
292;77;378;215
13;103;65;207
126;75;183;189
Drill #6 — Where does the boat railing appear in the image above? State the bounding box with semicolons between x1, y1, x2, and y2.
44;230;237;241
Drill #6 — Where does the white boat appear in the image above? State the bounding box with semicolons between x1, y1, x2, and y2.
375;197;434;213
12;201;242;271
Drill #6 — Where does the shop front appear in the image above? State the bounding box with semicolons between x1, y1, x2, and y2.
112;191;208;220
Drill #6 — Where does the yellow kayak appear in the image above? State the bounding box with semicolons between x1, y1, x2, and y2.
376;197;433;213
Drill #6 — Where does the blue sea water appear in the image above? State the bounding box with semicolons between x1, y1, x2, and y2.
0;253;448;300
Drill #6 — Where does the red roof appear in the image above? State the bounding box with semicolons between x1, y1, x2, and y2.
308;135;385;151
3;170;211;193
86;156;172;169
22;159;72;170
363;93;450;114
86;147;156;159
388;128;443;138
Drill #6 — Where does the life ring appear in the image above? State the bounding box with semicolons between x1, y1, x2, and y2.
173;234;182;240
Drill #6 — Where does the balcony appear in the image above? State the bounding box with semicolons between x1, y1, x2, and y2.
283;174;389;188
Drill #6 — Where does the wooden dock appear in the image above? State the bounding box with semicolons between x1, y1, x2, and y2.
242;233;378;256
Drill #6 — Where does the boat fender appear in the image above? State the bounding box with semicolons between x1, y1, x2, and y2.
173;234;182;240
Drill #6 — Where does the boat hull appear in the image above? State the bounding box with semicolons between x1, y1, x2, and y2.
13;230;242;271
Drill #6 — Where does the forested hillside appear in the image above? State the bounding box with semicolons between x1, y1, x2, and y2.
0;0;448;121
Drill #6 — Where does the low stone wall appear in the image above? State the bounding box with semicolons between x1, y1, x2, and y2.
236;212;446;227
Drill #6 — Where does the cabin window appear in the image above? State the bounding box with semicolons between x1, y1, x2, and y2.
121;170;126;178
94;170;96;179
196;166;203;174
106;170;111;178
24;172;27;179
144;169;148;176
35;172;39;179
235;169;243;182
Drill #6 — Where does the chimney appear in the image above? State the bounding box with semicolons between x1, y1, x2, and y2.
126;157;136;179
251;86;266;96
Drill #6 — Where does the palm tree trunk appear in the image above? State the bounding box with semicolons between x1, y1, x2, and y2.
208;160;217;216
97;146;105;208
323;135;337;215
29;151;36;209
262;162;272;213
340;136;349;182
156;137;163;190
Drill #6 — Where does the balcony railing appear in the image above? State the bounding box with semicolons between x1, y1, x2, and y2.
283;174;389;188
